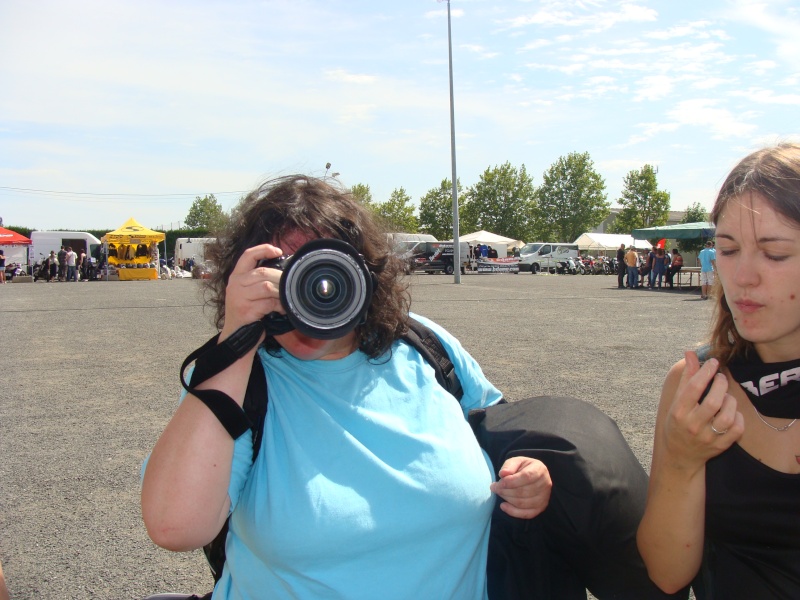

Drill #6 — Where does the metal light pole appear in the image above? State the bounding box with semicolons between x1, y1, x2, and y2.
444;0;460;283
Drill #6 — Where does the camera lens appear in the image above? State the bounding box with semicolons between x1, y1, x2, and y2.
279;239;373;339
314;278;335;300
297;263;351;316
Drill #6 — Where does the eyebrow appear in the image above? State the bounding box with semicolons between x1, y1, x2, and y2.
716;232;794;243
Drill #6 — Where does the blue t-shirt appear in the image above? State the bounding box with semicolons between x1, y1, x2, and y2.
210;314;502;599
699;247;716;272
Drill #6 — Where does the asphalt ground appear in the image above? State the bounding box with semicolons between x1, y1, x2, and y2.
0;272;712;599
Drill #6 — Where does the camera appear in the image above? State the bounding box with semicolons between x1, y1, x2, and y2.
257;238;375;340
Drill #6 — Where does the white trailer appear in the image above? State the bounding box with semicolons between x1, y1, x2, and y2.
174;237;215;268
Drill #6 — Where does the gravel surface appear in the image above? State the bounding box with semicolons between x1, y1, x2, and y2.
0;273;712;599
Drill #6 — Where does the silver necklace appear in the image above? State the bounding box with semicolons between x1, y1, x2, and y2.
752;403;798;432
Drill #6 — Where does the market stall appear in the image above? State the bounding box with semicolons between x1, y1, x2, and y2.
102;218;165;281
0;227;33;280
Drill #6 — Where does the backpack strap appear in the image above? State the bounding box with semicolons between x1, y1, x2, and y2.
202;350;268;583
179;322;265;439
403;317;464;401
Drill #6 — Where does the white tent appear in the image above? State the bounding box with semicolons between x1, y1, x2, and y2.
457;230;517;245
573;233;651;254
445;230;524;256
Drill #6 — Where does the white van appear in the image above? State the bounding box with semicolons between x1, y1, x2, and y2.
30;231;102;265
413;241;471;275
386;233;439;273
518;242;579;274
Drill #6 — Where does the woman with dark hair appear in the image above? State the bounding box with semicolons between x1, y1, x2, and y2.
651;248;667;289
141;175;551;599
637;143;800;598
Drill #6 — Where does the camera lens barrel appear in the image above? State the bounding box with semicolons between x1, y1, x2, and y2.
279;238;373;339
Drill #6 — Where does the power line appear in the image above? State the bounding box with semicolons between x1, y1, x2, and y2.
0;186;248;199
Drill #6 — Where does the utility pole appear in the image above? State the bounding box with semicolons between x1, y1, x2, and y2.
443;0;460;283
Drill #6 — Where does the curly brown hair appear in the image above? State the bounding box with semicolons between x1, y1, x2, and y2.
707;142;800;366
204;175;410;359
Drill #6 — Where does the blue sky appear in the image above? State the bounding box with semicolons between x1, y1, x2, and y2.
1;0;799;232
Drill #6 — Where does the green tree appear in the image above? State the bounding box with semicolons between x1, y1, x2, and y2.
535;152;609;242
417;179;464;240
374;187;418;232
184;194;228;232
350;183;375;211
462;162;536;242
609;165;670;235
677;202;710;255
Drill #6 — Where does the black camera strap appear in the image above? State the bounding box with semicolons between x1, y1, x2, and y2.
180;321;266;439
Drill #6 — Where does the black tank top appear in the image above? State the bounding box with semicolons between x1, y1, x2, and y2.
693;443;800;599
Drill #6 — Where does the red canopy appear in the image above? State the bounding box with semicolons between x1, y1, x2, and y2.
0;227;32;245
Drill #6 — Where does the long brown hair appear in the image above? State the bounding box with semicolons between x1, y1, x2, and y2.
204;175;410;359
707;143;800;365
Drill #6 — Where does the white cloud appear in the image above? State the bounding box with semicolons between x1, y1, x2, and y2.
460;44;500;59
729;0;800;67
525;62;586;75
645;21;714;40
324;69;379;84
730;88;800;106
503;1;656;30
668;99;759;139
633;75;674;101
424;8;464;19
691;76;737;90
519;39;552;52
744;60;777;76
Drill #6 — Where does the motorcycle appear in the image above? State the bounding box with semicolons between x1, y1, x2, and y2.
556;259;576;275
32;260;50;282
4;262;27;281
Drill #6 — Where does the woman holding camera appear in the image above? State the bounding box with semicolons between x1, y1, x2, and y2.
141;175;551;600
637;143;800;598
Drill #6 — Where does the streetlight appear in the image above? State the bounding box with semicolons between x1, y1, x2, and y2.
325;162;332;177
440;0;460;283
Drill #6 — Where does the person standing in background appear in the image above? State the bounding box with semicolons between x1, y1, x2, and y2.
47;250;58;282
78;250;87;281
57;246;67;281
652;248;668;289
616;243;626;288
65;247;78;282
643;248;656;288
625;246;639;288
0;248;6;284
698;240;717;300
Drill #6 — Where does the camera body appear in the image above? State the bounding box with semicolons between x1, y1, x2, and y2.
257;238;375;340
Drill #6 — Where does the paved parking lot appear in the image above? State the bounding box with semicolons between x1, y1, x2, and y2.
0;273;712;599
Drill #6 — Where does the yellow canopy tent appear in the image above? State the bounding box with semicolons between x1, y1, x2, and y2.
102;217;166;245
101;218;166;280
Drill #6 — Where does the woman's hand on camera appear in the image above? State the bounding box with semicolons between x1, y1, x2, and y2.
221;243;285;340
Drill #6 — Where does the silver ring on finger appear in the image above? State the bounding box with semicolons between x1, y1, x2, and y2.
710;423;728;436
